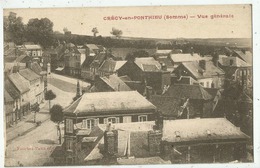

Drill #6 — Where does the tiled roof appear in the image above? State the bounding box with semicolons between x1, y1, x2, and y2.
4;89;14;102
4;80;20;99
170;53;202;63
163;84;213;100
135;57;161;72
99;74;132;91
162;118;249;143
63;91;156;115
19;68;41;82
8;73;30;94
157;56;174;67
81;55;96;68
90;53;106;67
180;61;225;79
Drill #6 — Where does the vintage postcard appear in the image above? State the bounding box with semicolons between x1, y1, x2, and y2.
2;3;256;167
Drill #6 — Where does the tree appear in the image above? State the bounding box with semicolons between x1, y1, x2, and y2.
26;18;54;48
63;27;69;33
92;27;99;37
50;104;63;144
110;27;123;38
31;103;40;123
4;12;26;44
45;90;56;110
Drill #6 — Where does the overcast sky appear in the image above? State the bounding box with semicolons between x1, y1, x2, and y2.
4;5;252;39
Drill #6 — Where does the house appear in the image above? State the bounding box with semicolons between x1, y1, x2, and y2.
81;53;107;81
170;53;203;68
90;74;131;92
117;57;171;94
4;89;15;127
23;44;43;62
83;44;100;57
149;84;220;119
98;59;126;77
161;118;249;163
155;56;175;72
173;60;225;88
4;42;17;57
109;48;156;60
218;55;252;90
52;120;170;165
18;68;45;105
64;46;82;76
232;50;252;65
8;73;31;120
30;62;48;93
63;91;157;127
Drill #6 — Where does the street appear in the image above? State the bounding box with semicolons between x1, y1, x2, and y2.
5;73;90;166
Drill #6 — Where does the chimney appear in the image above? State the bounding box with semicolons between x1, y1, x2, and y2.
148;130;162;156
229;59;234;66
160;63;167;71
199;60;206;70
213;52;219;67
190;47;194;56
104;127;118;156
146;86;153;100
26;60;32;69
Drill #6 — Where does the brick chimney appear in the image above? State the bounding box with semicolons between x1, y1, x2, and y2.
104;124;118;155
148;130;162;156
199;60;206;70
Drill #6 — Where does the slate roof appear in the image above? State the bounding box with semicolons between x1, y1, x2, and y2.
19;68;41;82
8;73;30;94
4;80;20;100
150;96;185;117
157;56;174;68
85;44;99;50
63;91;156;115
4;89;14;103
81;55;96;68
98;59;126;73
233;50;252;65
134;57;161;72
15;55;30;63
30;62;43;75
219;56;251;67
99;74;131;91
180;61;225;79
163;84;213;100
162;118;249;143
90;53;107;67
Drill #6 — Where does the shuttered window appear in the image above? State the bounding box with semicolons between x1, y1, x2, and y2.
104;117;119;124
138;115;147;122
82;118;99;129
66;119;73;133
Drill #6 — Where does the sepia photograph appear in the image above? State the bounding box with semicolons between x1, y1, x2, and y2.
1;2;258;167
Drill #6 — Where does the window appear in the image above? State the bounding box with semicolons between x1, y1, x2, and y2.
66;139;73;151
82;118;99;129
66;119;73;133
206;81;210;88
104;117;119;124
123;116;132;123
138;115;147;122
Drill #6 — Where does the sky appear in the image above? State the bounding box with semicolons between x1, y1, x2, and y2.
4;5;252;39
